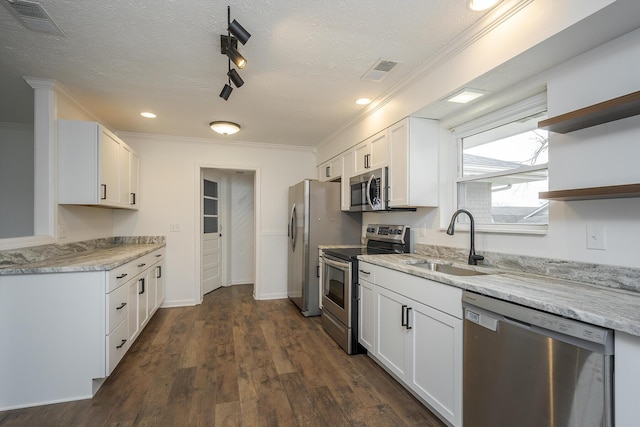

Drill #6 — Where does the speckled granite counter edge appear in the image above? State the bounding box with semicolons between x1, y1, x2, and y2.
0;236;166;275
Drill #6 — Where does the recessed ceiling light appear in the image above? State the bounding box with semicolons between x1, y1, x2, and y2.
444;88;487;104
210;121;240;135
140;112;156;118
468;0;500;11
356;98;372;105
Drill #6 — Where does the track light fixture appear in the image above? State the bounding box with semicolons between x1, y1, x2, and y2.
218;5;251;101
227;68;244;88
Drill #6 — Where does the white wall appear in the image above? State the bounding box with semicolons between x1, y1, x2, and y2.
229;173;255;285
378;28;640;269
113;133;315;306
0;123;34;238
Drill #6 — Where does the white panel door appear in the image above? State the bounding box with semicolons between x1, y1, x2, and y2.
202;177;222;294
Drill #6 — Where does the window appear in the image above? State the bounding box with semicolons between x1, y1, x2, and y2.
454;94;548;233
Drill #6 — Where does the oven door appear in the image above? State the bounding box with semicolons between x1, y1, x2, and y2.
322;254;352;327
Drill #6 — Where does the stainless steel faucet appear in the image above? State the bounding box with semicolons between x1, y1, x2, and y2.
446;209;484;265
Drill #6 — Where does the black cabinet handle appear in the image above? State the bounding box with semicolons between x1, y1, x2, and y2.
316;265;320;278
325;166;330;178
116;339;127;349
100;184;107;200
359;269;371;275
138;278;145;294
401;304;407;327
131;192;136;205
406;307;412;330
137;263;146;268
116;273;128;279
116;302;127;310
155;254;162;258
156;266;162;279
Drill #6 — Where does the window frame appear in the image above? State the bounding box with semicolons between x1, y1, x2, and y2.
451;92;549;235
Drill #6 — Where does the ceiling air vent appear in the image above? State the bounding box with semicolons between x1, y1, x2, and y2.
361;59;400;82
2;0;65;36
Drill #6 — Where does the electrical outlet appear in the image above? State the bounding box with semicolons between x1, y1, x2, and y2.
586;225;606;250
57;224;66;238
170;224;180;232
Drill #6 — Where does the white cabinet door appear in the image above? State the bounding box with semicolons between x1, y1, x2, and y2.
353;130;389;175
409;299;462;426
375;285;411;379
99;128;122;206
127;151;140;209
369;129;389;170
318;157;343;182
137;271;149;329
358;279;375;352
388;117;439;207
155;261;165;308
341;150;354;211
128;275;140;343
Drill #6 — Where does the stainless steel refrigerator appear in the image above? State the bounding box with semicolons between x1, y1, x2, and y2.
287;180;361;317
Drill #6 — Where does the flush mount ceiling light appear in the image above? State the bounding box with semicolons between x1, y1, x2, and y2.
219;6;251;100
444;88;487;104
210;121;240;135
355;98;372;105
468;0;501;11
140;112;156;118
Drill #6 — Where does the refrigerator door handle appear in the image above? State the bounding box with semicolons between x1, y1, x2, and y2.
290;203;297;251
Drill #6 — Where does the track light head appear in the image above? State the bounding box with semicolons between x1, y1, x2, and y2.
219;83;233;100
227;69;244;88
226;44;246;69
220;35;247;69
228;19;251;45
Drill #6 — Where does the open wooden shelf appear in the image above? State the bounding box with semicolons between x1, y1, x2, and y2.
538;91;640;133
539;183;640;201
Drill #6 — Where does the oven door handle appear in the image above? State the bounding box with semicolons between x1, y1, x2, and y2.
322;255;350;270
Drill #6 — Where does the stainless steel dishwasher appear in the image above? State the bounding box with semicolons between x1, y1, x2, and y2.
462;291;614;427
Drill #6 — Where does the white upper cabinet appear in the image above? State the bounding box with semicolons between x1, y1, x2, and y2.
353;129;389;175
318;156;343;182
58;120;139;209
388;117;439;208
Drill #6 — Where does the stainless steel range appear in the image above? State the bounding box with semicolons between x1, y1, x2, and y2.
321;224;410;354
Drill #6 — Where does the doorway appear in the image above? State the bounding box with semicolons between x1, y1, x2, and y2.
199;168;256;300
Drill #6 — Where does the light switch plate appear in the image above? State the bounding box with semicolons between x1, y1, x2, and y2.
586;225;606;250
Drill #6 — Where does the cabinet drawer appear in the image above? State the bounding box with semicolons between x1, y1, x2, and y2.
106;317;129;375
376;266;462;319
106;282;129;334
358;261;375;284
108;263;135;293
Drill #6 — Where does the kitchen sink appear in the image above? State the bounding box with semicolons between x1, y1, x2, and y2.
412;262;488;276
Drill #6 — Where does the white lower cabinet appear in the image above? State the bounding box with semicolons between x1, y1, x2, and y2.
0;247;165;410
361;264;463;427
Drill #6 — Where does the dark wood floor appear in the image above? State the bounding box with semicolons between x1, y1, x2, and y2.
0;285;445;427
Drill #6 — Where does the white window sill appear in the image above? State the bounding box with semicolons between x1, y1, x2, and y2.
441;223;548;235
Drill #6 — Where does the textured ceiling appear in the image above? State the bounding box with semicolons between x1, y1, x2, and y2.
0;0;502;146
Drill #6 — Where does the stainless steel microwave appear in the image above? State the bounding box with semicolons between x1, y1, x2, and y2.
349;168;387;212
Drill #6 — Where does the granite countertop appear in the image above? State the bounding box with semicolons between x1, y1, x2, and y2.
359;253;640;337
319;244;365;250
0;237;165;275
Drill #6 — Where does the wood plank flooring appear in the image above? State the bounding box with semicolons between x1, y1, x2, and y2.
0;285;446;427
